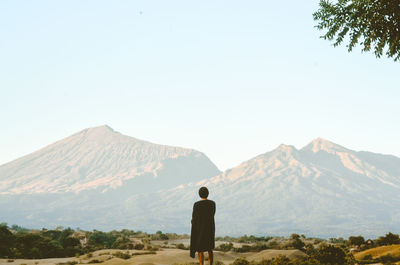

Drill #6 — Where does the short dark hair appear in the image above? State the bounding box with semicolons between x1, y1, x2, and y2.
199;187;209;198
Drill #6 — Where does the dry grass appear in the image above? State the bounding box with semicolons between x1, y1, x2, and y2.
354;244;400;260
0;247;306;265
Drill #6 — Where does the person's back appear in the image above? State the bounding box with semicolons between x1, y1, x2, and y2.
190;187;216;265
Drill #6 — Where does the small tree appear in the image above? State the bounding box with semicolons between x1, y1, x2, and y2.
287;234;305;251
314;243;347;265
0;226;15;258
347;236;365;247
376;232;400;246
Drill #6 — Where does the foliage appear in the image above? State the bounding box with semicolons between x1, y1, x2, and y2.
376;253;400;263
0;225;157;259
216;235;273;243
347;236;365;247
313;243;351;265
131;250;156;255
313;0;400;61
232;257;250;265
233;243;269;252
176;243;188;250
215;242;234;252
286;234;305;251
376;232;400;246
88;259;103;263
113;251;131;259
88;230;117;248
111;236;131;249
329;237;346;244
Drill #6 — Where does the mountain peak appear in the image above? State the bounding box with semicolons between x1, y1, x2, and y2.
276;144;296;151
88;124;115;132
302;137;347;153
78;125;119;140
0;125;220;194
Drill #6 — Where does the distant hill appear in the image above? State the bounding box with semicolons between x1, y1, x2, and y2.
1;129;400;237
354;244;400;260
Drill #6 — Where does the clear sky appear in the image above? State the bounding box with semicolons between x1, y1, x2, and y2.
1;0;399;171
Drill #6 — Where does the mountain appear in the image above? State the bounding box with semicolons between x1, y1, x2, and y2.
1;135;400;238
0;125;221;194
116;138;400;237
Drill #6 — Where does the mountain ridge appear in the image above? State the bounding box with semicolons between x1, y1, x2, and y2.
0;125;220;194
1;128;400;237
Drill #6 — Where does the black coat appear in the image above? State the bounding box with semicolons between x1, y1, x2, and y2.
190;199;216;257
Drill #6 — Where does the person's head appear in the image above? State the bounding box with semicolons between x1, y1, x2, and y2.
198;186;209;199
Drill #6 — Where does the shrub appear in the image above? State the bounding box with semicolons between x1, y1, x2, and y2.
347;236;365;247
232;257;250;265
233;243;268;253
176;243;187;250
376;232;400;246
133;243;144;250
361;254;373;260
113;251;131;259
216;243;233;252
377;254;400;263
88;259;103;263
131;251;156;256
269;255;291;265
314;243;347;265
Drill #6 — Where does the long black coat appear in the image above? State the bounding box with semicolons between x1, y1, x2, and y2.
190;199;216;257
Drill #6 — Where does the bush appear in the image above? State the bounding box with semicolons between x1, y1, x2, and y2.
347;236;365;247
131;251;156;256
376;232;400;246
113;251;131;259
133;243;144;250
232;257;250;265
269;255;291;265
176;243;187;250
361;254;373;261
286;236;305;251
233;243;268;253
377;254;400;263
216;243;233;252
88;259;103;263
313;244;347;265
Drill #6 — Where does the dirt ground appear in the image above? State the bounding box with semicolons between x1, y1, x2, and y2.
0;248;306;265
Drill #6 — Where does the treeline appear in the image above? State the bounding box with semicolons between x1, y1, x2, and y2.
1;223;400;263
217;232;400;253
0;224;181;259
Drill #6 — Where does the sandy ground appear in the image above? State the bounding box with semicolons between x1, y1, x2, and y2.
0;248;306;265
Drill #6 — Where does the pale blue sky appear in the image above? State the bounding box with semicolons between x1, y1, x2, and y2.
1;0;399;171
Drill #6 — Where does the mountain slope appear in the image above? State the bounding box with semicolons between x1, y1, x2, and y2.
1;136;400;237
116;138;400;237
0;125;220;194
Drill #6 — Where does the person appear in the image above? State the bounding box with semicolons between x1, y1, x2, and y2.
190;186;216;265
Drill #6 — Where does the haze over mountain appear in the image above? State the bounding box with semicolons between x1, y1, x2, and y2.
0;125;221;194
1;127;399;237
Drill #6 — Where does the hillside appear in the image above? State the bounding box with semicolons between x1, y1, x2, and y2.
0;125;220;194
1;132;400;237
118;138;400;237
354;244;400;260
